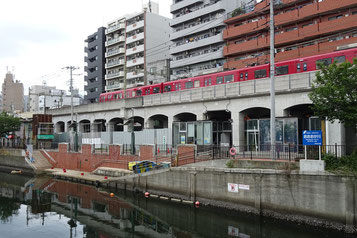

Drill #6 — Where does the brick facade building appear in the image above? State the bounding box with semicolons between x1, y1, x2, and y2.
223;0;357;70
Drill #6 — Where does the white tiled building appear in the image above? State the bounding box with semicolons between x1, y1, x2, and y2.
105;2;171;91
169;0;249;80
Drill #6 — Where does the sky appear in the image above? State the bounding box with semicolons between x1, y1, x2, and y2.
0;0;171;96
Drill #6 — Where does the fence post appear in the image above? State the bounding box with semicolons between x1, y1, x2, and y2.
250;150;252;160
288;143;291;161
335;143;338;159
194;147;196;163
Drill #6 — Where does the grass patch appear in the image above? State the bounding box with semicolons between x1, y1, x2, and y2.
323;152;357;176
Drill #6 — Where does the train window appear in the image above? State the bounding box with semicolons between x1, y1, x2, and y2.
164;85;171;92
275;65;289;75
185;81;194;89
194;80;200;88
153;87;160;94
145;89;150;95
175;84;182;91
204;78;211;86
316;58;332;68
132;91;135;97
108;94;113;100
224;74;234;83
245;72;248;80
217;76;223;84
303;63;307;71
297;63;301;72
254;69;267;79
240;73;243;80
334;56;346;64
126;92;130;98
136;90;142;96
120;93;123;99
114;94;118;100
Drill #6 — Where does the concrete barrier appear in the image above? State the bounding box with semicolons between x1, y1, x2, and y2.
114;168;356;233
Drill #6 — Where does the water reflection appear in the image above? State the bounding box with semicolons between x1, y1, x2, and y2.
0;172;353;238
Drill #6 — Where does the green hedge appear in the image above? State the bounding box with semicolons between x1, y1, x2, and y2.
323;152;357;175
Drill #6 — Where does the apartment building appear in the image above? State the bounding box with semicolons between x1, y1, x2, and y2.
1;72;24;113
84;27;106;103
105;2;170;91
169;0;249;81
223;0;357;69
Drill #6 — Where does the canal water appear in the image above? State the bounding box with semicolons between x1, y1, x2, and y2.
0;172;352;238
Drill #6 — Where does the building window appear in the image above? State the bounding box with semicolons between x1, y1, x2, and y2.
328;15;343;21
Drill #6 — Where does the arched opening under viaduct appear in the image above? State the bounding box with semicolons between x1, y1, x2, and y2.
146;115;169;129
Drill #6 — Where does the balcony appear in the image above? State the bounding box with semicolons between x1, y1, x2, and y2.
105;48;125;57
126;57;144;68
223;17;269;40
105;71;125;80
126;44;144;56
171;33;222;55
126;20;144;33
171;50;223;68
127;71;144;80
126;32;144;44
105;59;125;69
105;36;125;47
170;1;224;27
225;35;357;69
105;83;124;91
106;23;126;34
171;0;203;13
224;37;269;56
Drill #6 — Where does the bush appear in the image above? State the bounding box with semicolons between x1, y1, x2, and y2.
231;7;245;17
226;160;235;168
323;154;339;170
323;153;357;174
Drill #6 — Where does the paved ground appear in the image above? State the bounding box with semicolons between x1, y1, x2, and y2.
182;159;230;168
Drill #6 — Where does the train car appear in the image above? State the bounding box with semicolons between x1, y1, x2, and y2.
99;47;357;102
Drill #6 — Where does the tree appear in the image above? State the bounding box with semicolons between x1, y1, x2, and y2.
309;59;357;128
0;112;21;137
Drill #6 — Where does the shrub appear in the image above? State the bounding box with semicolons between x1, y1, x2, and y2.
226;160;235;168
231;7;245;17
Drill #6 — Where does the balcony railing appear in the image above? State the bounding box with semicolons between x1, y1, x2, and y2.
126;20;144;33
105;59;125;68
126;32;144;44
105;48;125;57
105;71;125;80
105;36;125;47
105;83;124;91
106;23;126;34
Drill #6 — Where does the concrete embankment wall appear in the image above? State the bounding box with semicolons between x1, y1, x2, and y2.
0;149;34;175
112;168;357;233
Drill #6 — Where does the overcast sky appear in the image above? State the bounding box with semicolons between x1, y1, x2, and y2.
0;0;171;95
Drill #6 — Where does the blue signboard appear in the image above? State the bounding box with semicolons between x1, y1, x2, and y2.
303;130;322;146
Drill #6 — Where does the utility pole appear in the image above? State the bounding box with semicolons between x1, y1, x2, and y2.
63;66;79;124
270;0;276;159
63;66;79;151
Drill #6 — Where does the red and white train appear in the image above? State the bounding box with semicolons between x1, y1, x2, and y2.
99;48;357;102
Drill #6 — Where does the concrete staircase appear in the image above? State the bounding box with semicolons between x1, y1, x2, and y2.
30;150;52;173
